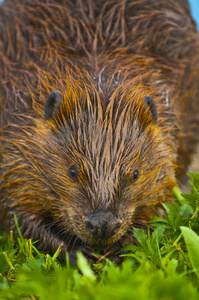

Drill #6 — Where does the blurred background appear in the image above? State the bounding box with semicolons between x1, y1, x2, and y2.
189;0;199;28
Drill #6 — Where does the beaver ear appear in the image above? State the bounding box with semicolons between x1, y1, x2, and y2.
144;95;158;123
44;91;62;119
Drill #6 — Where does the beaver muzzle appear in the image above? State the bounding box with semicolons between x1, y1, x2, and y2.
85;211;121;243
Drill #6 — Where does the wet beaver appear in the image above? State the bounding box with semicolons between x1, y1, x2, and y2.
0;0;199;264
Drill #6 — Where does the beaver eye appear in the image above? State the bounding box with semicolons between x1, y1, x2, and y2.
69;167;77;180
157;173;164;181
132;170;139;182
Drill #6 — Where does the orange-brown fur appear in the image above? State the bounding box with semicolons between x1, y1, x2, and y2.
0;0;199;263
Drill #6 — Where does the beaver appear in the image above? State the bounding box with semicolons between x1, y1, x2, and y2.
0;0;199;264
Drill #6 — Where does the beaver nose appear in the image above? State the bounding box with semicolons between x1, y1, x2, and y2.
85;211;120;240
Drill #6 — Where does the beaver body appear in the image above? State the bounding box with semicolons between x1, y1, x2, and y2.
0;0;199;263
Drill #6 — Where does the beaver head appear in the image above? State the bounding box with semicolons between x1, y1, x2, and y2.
0;66;178;265
4;73;176;257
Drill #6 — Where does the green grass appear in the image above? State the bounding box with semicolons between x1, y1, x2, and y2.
1;173;199;300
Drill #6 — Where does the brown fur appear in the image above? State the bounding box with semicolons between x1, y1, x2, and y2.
0;0;199;263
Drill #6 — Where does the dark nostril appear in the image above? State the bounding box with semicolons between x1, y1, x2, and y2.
85;220;94;233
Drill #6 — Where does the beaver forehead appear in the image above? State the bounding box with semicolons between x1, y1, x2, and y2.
66;106;152;167
53;87;160;187
61;119;157;203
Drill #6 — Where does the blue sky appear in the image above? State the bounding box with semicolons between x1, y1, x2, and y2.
189;0;199;28
0;0;198;28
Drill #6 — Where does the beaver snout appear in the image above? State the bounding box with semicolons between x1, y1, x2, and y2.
85;211;121;242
